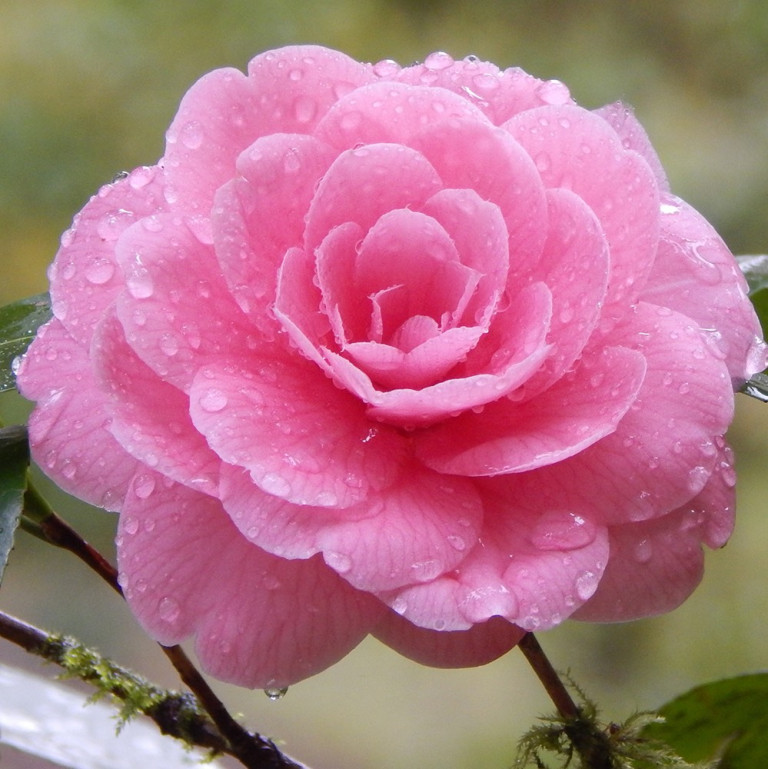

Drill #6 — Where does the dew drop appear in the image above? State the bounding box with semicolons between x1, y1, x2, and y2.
575;570;599;601
447;534;466;551
134;474;156;500
373;59;400;78
424;51;454;71
536;79;571;105
180;121;204;150
632;538;653;564
260;472;292;497
293;95;317;124
199;388;228;413
392;597;408;615
264;687;288;701
160;333;179;357
84;257;115;285
126;267;154;299
123;516;139;535
158;596;181;623
534;152;551;172
531;511;597;551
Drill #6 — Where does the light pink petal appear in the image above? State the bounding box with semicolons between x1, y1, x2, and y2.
421;188;510;325
163;45;374;214
410;119;547;276
313;80;489;151
115;214;255;391
92;310;220;496
344;326;486;390
322;282;552;425
380;488;609;631
572;465;734;622
641;194;767;383
514;188;610;398
373;612;524;668
506;105;660;324
212;134;337;331
16;319;140;511
220;462;484;593
595;102;670;191
189;356;406;509
499;302;734;526
48;167;167;347
396;54;574;124
303;143;443;255
417;345;645;476
117;475;385;688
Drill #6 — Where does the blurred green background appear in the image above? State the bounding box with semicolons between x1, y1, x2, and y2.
2;2;768;768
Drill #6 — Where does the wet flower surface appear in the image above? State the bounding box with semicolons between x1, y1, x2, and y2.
17;46;766;688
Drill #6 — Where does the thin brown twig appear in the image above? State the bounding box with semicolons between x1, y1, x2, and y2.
518;633;579;720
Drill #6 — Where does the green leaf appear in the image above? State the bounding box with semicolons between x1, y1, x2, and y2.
737;254;768;339
643;674;768;767
0;425;30;585
0;292;52;393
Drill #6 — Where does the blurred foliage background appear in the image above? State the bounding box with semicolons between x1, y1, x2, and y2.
2;1;768;768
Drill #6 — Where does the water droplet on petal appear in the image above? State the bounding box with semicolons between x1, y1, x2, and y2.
293;95;317;124
180;121;204;150
84;257;115;285
392;597;408;615
134;474;156;499
531;511;597;551
123;516;139;535
536;79;571;105
324;551;352;574
632;539;653;563
126;267;154;299
199;388;228;413
264;687;288;701
447;534;467;551
575;570;599;601
158;596;181;622
373;59;400;78
424;51;454;70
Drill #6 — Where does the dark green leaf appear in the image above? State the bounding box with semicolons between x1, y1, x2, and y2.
643;674;768;767
0;425;30;585
737;254;768;339
0;292;52;393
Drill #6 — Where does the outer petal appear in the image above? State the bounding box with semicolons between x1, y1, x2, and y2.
506;105;660;324
313;80;490;151
395;54;575;125
93;310;220;496
115;214;255;391
16;319;141;511
641;194;767;383
595;102;669;192
498;302;734;525
117;475;385;688
189;355;406;509
48;167;167;347
163;45;374;214
417;345;645;476
373;611;524;668
573;440;737;623
220;461;484;593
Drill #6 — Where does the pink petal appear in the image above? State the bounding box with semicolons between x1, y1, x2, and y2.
395;55;574;125
48;167;167;347
212;134;337;331
322;281;552;425
16;319;140;511
163;45;374;214
373;612;524;668
115;214;255;391
117;475;385;688
497;301;734;526
506;105;660;324
92;310;220;496
417;345;645;476
303;143;443;255
573;495;720;622
595;102;670;192
220;462;484;593
421;188;510;326
380;488;609;631
640;194;767;383
189;355;406;509
313;80;489;151
410;119;547;276
515;187;610;398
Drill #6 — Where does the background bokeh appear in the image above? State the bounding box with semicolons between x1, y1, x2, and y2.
2;2;768;768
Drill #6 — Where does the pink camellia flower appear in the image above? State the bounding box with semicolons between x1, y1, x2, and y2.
17;46;766;689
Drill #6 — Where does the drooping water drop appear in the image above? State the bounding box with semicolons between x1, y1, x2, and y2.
158;596;181;623
264;687;288;701
134;474;156;500
199;388;228;413
84;257;115;285
180;120;204;150
574;570;599;601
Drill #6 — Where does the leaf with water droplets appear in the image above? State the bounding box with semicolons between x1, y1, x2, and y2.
0;425;30;585
643;673;768;766
0;293;52;392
